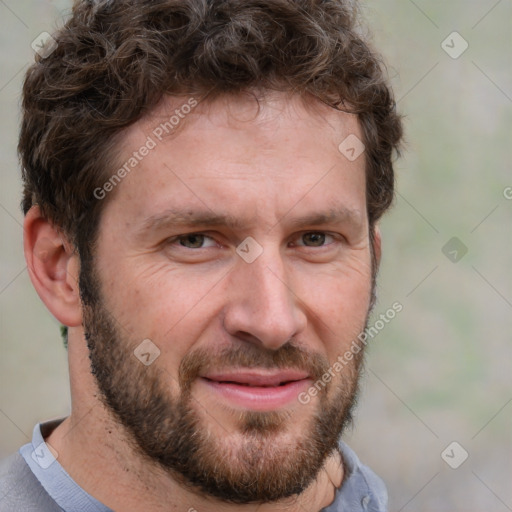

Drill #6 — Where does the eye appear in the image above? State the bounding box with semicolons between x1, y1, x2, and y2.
175;233;217;249
296;232;335;247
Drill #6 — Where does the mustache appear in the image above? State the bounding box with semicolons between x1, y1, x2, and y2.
178;343;330;392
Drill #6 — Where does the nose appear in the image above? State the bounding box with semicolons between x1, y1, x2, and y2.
222;251;307;351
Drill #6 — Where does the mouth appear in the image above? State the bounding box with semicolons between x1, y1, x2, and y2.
199;369;311;411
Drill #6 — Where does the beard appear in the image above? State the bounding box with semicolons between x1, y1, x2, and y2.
81;265;369;504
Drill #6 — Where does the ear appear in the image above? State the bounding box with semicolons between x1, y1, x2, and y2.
372;224;382;269
24;206;82;327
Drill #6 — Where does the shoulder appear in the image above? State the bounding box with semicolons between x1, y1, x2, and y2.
343;442;387;501
0;451;61;512
326;441;388;512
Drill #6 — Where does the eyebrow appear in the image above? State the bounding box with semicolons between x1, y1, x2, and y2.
136;205;365;239
284;207;364;230
136;208;246;236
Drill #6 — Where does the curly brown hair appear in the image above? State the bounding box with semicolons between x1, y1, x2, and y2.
19;0;402;264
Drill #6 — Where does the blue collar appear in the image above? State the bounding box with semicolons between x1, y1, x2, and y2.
19;419;112;512
20;419;387;512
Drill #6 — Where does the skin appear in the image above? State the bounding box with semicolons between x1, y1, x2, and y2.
24;91;381;512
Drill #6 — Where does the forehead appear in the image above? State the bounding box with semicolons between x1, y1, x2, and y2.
142;91;361;142
102;91;367;231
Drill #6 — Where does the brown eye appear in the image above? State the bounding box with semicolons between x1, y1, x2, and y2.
301;232;327;247
178;234;207;248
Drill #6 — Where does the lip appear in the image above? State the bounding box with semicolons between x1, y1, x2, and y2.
199;369;311;411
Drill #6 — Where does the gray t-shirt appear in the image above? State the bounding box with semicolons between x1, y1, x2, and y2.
0;419;387;511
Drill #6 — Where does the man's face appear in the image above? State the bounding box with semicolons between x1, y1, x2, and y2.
82;93;374;503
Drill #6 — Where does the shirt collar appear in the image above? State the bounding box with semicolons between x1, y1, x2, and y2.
20;420;386;512
19;419;112;512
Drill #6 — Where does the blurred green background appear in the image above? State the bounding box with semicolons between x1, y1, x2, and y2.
1;1;511;510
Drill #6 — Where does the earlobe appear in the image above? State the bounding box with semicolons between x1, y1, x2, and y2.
24;206;82;327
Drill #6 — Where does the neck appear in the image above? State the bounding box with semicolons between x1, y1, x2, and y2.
47;406;343;512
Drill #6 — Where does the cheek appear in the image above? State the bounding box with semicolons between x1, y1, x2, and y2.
105;262;225;355
297;263;372;354
301;259;371;312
